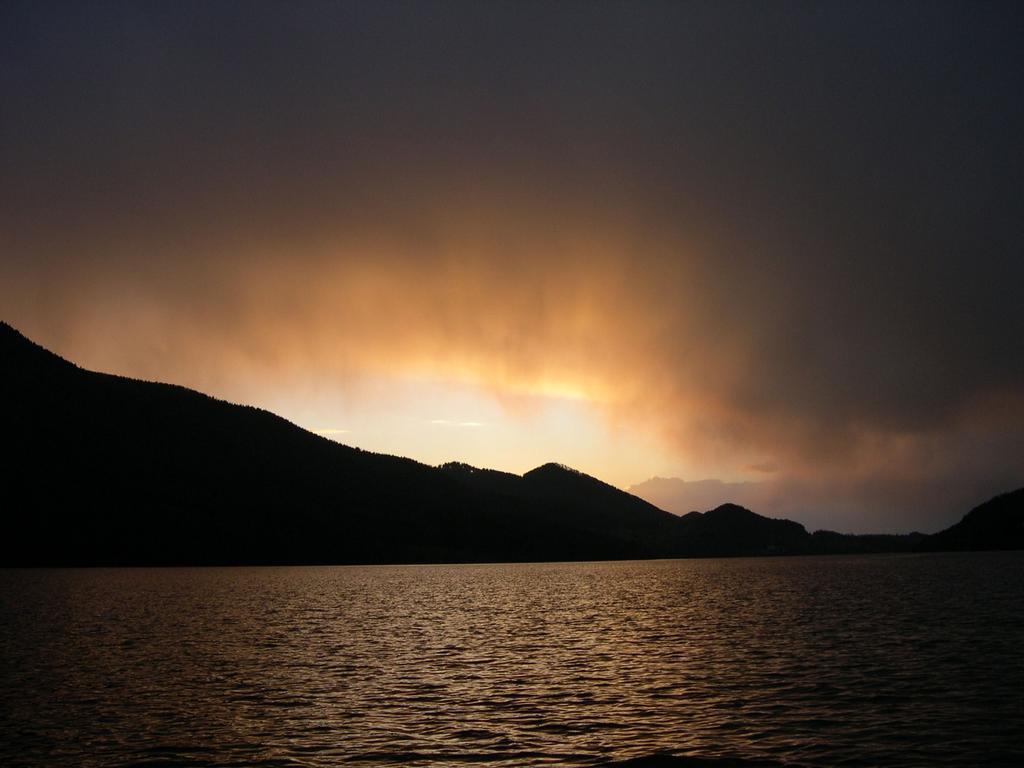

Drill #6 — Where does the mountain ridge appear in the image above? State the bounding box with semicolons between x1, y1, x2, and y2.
2;321;1021;565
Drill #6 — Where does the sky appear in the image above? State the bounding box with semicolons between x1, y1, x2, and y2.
2;1;1022;533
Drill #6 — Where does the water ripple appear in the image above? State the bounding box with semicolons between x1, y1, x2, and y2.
1;553;1022;767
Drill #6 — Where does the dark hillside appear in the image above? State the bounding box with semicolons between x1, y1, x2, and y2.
920;489;1024;552
3;322;1021;565
1;323;662;564
674;504;810;557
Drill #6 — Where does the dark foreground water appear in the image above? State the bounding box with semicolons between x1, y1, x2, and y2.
2;553;1023;767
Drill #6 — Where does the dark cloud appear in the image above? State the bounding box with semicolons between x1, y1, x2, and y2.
2;1;1022;531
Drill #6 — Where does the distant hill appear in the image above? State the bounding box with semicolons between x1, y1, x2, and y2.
628;476;765;517
919;489;1024;552
2;321;1021;565
674;503;811;557
809;530;927;555
446;462;681;549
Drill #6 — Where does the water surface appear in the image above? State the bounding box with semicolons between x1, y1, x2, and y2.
2;553;1022;766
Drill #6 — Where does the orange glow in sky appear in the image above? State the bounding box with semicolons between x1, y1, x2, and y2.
3;1;1023;535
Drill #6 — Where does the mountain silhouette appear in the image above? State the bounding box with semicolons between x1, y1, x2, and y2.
919;489;1024;552
2;321;1021;566
674;504;812;557
441;461;682;552
1;322;672;565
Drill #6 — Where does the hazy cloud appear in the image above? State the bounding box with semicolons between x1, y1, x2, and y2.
2;1;1022;532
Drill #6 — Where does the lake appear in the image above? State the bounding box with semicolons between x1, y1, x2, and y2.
2;553;1022;767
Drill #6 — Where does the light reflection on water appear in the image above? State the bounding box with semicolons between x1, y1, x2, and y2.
1;553;1022;767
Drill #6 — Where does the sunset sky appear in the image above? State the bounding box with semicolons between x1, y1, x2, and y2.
3;1;1022;533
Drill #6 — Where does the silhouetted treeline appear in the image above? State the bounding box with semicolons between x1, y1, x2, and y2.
2;321;1020;566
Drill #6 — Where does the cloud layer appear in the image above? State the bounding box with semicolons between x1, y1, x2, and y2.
3;1;1023;532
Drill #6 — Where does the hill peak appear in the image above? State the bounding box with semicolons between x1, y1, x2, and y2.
524;462;585;478
705;503;759;518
